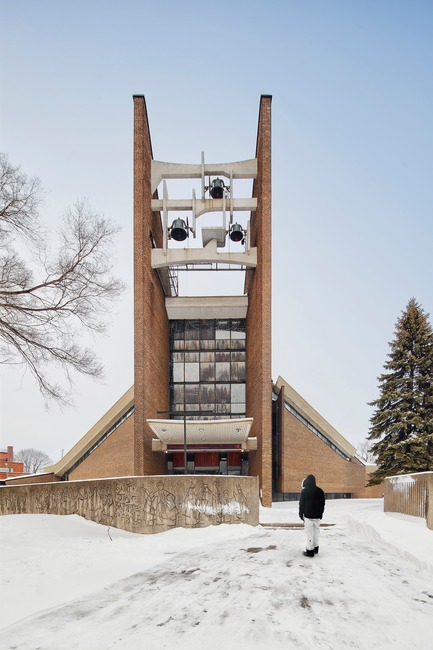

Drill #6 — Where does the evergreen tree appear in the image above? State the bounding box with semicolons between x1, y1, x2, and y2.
367;298;433;484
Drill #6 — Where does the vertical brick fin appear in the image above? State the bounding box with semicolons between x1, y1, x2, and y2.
133;96;168;476
246;95;273;506
277;384;285;493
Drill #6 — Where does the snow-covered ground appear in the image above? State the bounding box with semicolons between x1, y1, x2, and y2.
1;499;432;649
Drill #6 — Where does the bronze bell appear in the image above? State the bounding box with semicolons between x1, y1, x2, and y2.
170;218;189;241
229;223;244;243
210;178;225;199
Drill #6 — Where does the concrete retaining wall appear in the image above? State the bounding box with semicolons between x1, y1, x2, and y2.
384;472;433;530
0;475;259;534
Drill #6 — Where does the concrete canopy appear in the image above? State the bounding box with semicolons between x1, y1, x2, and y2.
147;417;256;451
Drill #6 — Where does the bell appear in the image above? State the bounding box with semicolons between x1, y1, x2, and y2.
210;178;225;199
170;218;189;241
229;223;244;243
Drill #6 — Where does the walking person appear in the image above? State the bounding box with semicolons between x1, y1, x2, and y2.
299;474;325;557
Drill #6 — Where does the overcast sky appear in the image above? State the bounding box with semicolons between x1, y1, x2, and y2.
1;0;432;463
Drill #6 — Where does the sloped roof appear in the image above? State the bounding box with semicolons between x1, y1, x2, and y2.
46;386;134;477
274;376;356;458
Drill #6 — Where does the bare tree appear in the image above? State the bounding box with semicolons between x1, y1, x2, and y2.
0;153;43;244
15;448;53;473
356;440;376;464
0;153;124;403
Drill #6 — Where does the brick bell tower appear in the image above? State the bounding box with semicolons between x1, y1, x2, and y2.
132;95;272;506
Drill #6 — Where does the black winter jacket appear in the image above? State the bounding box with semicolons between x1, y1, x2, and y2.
299;474;325;520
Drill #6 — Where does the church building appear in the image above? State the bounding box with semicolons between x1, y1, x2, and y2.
35;96;377;506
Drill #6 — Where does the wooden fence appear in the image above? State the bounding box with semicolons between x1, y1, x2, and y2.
384;472;433;530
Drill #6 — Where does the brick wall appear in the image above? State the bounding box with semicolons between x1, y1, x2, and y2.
0;463;25;480
245;95;273;507
0;446;25;479
69;411;135;480
133;95;169;476
351;458;384;498
358;483;384;498
280;409;366;495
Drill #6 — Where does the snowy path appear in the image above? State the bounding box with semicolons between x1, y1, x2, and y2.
1;521;432;650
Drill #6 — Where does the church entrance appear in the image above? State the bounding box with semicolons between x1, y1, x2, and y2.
166;450;249;475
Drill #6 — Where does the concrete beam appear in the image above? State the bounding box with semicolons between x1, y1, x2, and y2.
165;296;248;320
151;239;257;269
151;159;257;193
151;197;257;217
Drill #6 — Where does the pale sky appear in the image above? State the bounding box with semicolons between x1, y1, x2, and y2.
1;0;432;463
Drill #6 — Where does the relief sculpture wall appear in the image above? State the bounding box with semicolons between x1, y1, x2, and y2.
0;475;259;534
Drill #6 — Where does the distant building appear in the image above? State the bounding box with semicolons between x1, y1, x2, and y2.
11;96;382;503
0;446;25;480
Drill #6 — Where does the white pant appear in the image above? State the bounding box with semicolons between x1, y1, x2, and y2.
304;517;320;551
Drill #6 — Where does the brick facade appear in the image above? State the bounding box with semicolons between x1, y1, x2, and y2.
69;412;135;480
245;95;273;507
133;95;168;477
280;409;366;495
0;446;25;480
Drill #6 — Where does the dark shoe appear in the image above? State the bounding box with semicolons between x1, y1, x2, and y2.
302;550;315;557
314;546;319;554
